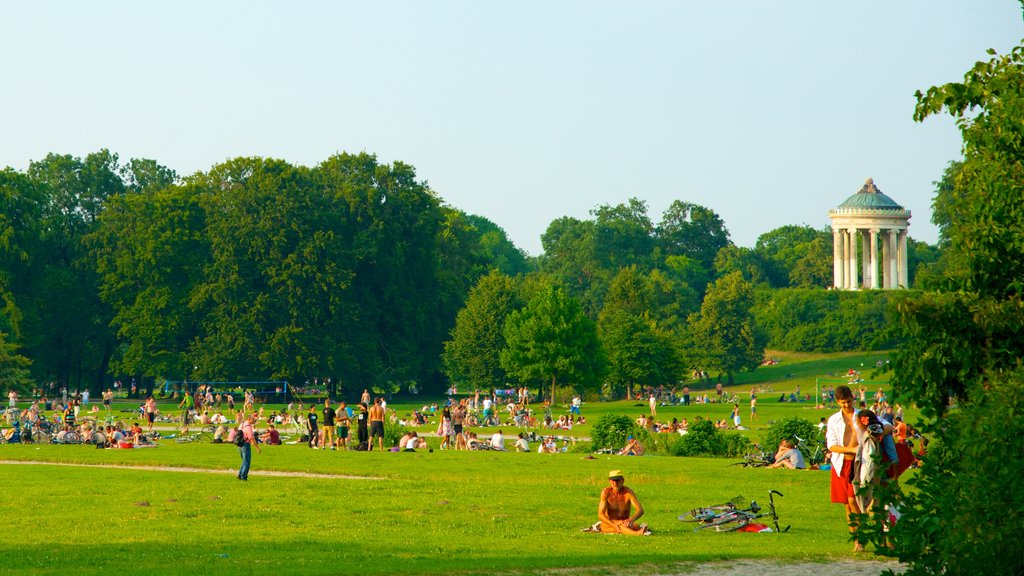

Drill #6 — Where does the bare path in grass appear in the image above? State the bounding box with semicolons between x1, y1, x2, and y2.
0;460;383;480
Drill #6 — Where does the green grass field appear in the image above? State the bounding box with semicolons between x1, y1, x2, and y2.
0;351;904;575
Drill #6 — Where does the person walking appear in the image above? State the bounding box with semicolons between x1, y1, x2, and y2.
237;413;262;481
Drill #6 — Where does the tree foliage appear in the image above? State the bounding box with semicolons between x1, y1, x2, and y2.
687;271;765;383
500;285;604;402
877;41;1024;575
442;271;522;390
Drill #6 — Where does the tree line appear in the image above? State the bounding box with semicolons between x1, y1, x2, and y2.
1;150;942;398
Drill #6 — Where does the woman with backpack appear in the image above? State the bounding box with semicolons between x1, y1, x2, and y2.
236;413;261;481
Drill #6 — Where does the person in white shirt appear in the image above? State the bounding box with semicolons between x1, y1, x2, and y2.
490;429;505;450
514;433;530;452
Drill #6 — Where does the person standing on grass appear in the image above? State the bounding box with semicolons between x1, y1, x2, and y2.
178;390;194;433
826;385;863;552
336;402;350;450
356;402;369;449
307;404;320;449
368;398;385;451
731;404;741;428
322;398;336;450
597;470;649;535
237;413;261;480
750;390;758;421
648;394;657;418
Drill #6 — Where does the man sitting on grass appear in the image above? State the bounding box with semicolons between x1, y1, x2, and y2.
594;470;650;535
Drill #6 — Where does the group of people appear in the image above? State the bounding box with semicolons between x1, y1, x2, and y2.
826;384;914;551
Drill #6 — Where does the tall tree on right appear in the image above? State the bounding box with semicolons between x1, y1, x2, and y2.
685;271;764;386
878;43;1024;574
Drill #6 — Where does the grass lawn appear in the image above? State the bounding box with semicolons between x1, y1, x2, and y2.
1;351;906;575
1;443;888;576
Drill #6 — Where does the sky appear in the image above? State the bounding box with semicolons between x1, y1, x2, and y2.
2;2;1021;255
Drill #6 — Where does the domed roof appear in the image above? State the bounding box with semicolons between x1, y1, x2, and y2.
837;178;903;210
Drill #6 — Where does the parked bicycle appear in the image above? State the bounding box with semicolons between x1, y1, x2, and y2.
793;433;826;466
679;490;790;533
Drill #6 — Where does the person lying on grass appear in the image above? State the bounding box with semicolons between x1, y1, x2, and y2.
596;470;650;535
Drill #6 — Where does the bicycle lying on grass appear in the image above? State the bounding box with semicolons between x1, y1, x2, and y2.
730;446;774;467
678;490;790;533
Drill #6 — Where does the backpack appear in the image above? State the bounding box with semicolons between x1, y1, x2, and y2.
234;426;247;447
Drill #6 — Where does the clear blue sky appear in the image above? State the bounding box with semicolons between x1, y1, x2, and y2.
3;2;1021;255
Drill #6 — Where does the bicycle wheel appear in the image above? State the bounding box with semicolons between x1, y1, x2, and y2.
697;514;750;532
32;429;50;444
63;431;82;444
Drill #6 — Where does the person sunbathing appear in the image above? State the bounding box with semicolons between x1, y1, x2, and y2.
596;470;649;535
618;436;644;456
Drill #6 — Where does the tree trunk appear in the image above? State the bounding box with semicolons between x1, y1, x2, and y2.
551;374;557;405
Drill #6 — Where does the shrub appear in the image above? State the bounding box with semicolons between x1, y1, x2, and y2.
590;413;640;451
672;419;750;457
761;417;821;453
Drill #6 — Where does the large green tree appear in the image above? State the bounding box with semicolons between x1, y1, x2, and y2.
686;271;764;385
501;285;604;402
442;271;522;391
597;267;683;398
878;42;1024;574
655;200;730;289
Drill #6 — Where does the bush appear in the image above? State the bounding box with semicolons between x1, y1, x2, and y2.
868;370;1024;575
383;419;409;448
590;414;640;451
672;419;750;457
761;417;821;453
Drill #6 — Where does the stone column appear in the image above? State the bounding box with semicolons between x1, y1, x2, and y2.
848;228;859;290
898;229;909;288
869;228;879;289
833;228;843;289
888;230;898;289
880;229;890;288
860;230;870;289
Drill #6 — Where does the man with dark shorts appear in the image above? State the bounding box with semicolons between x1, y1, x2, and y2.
452;401;466;450
336;401;350;450
322;398;336;450
306;404;320;449
368;398;385;451
145;396;157;432
356;402;369;449
826;385;862;551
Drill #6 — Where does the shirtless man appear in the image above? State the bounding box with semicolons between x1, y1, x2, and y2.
367;398;385;451
597;470;648;535
826;385;863;551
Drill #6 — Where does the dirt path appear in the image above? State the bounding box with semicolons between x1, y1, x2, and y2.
0;460;383;480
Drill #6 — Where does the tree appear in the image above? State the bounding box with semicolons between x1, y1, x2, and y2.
442;271;522;391
877;42;1024;574
598;267;684;398
22;150;123;393
686;271;764;385
655;200;730;286
713;245;770;286
90;180;208;381
754;225;832;288
501;285;604;402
